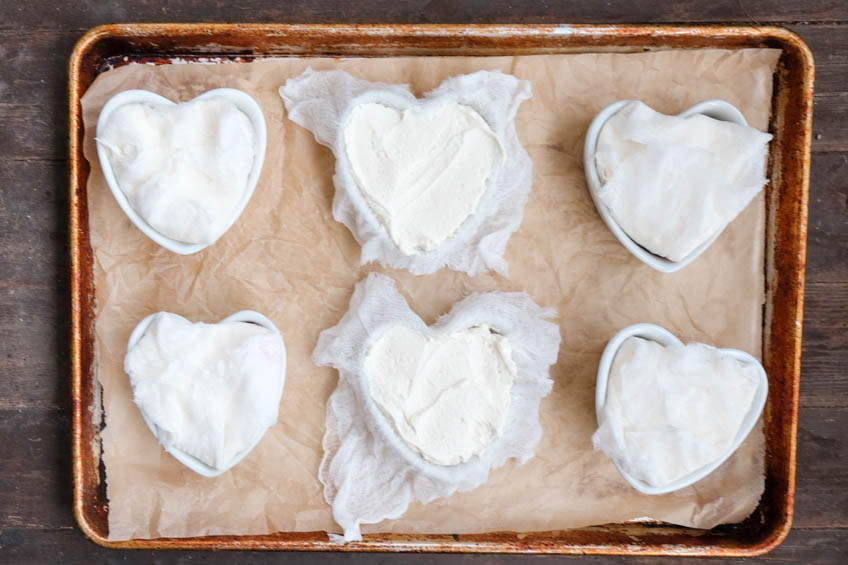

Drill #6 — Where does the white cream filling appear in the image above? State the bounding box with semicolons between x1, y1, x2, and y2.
594;101;771;262
124;312;284;471
343;102;503;255
365;325;516;466
592;336;760;487
97;97;255;245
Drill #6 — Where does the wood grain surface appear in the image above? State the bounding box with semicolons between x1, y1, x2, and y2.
1;1;846;562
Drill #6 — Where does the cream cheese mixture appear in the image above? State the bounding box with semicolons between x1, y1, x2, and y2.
593;101;771;262
343;102;503;255
365;325;517;466
592;337;761;487
124;312;284;471
97;97;255;245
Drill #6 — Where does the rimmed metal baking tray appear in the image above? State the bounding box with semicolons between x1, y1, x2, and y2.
69;23;813;555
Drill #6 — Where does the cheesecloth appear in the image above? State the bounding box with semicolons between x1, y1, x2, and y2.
313;273;561;541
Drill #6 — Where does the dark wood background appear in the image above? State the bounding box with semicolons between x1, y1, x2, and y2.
1;1;846;562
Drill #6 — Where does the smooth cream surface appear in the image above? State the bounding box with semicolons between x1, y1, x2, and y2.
594;101;771;262
98;97;255;244
343;102;502;255
592;337;760;487
366;325;516;466
124;312;284;471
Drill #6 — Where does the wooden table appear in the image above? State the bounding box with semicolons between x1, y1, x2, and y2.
1;2;845;562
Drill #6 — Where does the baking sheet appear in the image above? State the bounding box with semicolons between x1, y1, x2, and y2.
80;48;780;541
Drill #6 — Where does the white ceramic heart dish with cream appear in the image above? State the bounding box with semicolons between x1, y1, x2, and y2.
584;99;771;273
125;310;286;477
313;273;561;541
96;88;267;254
280;68;533;276
593;323;768;495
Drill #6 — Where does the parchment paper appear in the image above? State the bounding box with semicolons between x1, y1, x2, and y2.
80;49;780;541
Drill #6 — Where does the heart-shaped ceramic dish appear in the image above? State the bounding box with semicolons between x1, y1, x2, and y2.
96;88;267;255
126;310;286;477
595;322;768;495
583;99;748;273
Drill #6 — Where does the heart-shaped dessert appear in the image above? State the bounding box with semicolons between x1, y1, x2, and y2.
583;99;769;273
342;101;503;255
365;324;516;466
96;88;267;255
281;69;533;276
593;323;768;495
125;310;286;477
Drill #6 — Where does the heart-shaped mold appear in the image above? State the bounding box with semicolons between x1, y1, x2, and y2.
583;99;749;273
595;322;768;495
96;88;267;255
126;310;286;477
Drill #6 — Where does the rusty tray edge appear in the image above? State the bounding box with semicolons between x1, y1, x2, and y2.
69;23;813;555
